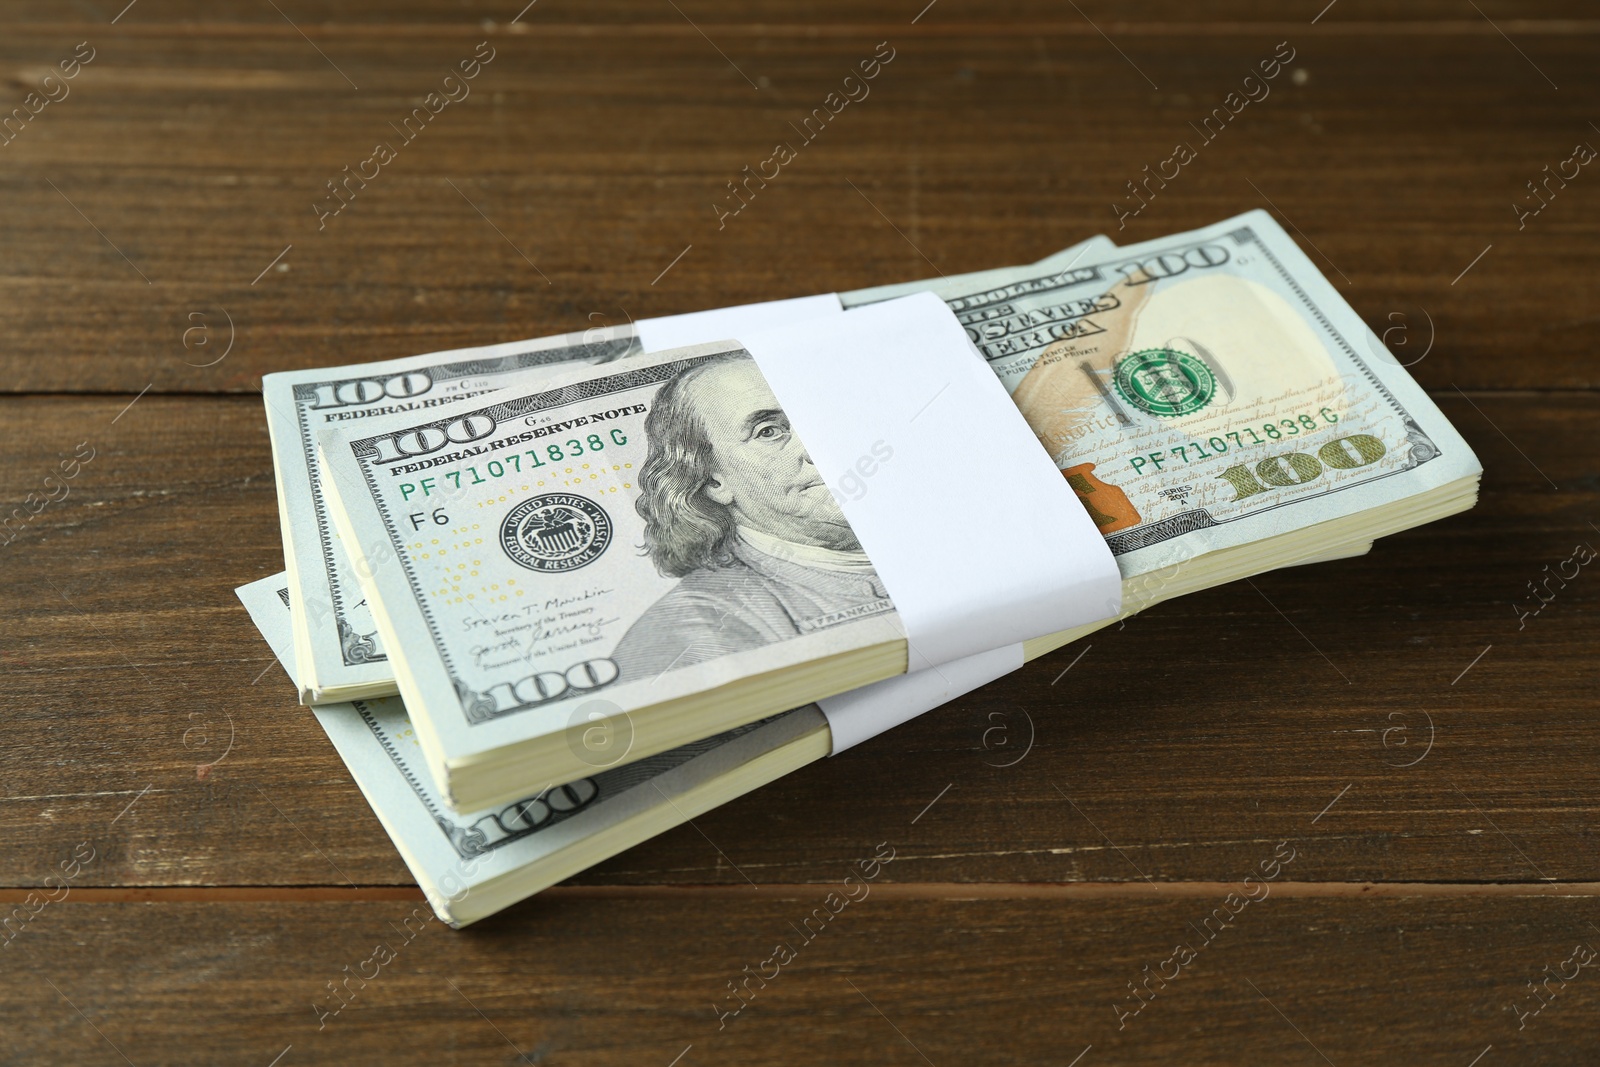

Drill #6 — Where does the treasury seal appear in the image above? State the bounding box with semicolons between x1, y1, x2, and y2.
1113;348;1218;418
500;493;612;573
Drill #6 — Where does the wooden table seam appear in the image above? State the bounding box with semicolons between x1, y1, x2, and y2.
6;881;1600;903
3;21;1599;38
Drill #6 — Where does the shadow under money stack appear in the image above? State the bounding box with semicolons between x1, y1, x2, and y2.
243;212;1481;925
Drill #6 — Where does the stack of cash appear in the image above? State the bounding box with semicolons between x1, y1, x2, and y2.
240;211;1481;925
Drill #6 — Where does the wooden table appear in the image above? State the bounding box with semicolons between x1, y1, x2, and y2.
2;2;1596;1062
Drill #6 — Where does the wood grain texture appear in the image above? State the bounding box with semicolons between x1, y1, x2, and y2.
3;895;1598;1065
0;27;1595;393
2;6;1596;1063
6;2;1600;27
0;392;1592;889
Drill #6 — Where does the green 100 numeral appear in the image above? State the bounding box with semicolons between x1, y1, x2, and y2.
1215;433;1387;501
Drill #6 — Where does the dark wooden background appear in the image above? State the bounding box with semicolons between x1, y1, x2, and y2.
2;1;1597;1063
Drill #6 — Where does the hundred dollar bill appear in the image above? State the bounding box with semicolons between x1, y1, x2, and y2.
269;237;1117;706
315;341;922;812
235;573;829;928
849;209;1481;576
265;330;642;705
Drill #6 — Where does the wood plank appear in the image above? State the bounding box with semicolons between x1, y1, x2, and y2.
0;391;1593;888
1;3;1592;1058
2;894;1596;1064
0;30;1595;393
5;3;1600;27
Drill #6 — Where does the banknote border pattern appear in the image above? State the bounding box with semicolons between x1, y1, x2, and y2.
350;699;596;859
347;354;715;726
1245;227;1443;468
292;339;640;669
351;698;788;860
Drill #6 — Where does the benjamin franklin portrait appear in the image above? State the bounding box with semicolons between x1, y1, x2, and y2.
610;351;894;682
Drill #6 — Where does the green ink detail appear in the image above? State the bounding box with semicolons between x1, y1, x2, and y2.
1113;348;1217;418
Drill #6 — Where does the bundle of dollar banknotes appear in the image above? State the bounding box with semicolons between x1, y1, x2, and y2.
238;211;1482;926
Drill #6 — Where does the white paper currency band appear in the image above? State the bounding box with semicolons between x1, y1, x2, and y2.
819;642;1024;753
741;291;1122;673
635;293;844;353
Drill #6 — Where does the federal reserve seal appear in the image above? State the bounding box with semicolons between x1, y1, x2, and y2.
1113;348;1217;418
500;494;612;573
